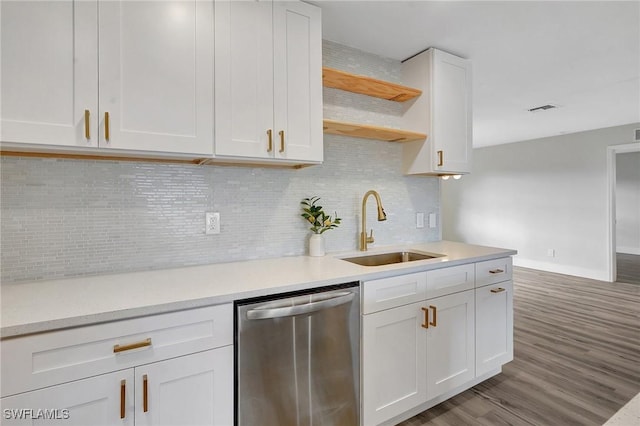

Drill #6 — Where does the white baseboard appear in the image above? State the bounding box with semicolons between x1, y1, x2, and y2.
512;258;609;282
616;246;640;255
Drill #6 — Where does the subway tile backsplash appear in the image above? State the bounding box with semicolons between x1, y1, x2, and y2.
0;41;440;283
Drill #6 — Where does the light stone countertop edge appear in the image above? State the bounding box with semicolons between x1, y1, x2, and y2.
1;241;517;338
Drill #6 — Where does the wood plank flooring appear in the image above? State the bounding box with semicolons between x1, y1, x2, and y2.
398;267;640;426
617;253;640;285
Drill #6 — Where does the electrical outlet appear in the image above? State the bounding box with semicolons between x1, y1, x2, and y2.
547;248;555;258
428;213;437;228
416;212;425;229
205;212;220;235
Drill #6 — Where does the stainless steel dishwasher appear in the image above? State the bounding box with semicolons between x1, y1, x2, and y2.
235;282;360;426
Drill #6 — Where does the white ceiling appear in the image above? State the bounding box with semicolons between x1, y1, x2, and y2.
311;1;640;147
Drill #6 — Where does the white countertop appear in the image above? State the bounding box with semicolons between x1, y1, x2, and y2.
0;241;516;338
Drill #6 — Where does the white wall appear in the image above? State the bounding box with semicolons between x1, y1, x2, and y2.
616;151;640;254
442;123;639;281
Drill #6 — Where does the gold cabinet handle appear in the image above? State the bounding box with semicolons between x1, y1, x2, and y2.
489;269;505;274
267;129;273;152
429;305;437;327
143;374;149;413
421;306;429;329
84;109;91;140
491;287;506;294
113;338;152;353
437;150;444;167
104;112;110;141
279;130;285;153
120;380;126;419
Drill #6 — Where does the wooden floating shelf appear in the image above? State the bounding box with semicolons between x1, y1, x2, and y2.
322;67;422;102
323;119;427;143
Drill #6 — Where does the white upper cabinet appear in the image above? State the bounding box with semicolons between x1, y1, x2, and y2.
1;0;214;156
401;48;472;175
0;1;97;148
99;1;214;155
214;0;323;163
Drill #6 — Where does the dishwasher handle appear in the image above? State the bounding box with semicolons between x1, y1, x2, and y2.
246;291;355;320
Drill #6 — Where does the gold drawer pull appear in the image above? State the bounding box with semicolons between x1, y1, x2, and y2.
267;129;273;152
143;374;149;412
437;150;443;167
104;111;110;141
279;130;285;153
113;338;152;353
489;268;504;274
421;307;429;329
84;109;91;140
120;380;126;419
491;287;506;294
429;305;437;327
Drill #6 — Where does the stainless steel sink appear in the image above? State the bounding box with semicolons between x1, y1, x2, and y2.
341;251;444;267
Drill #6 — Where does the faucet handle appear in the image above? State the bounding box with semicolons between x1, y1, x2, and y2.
366;229;375;244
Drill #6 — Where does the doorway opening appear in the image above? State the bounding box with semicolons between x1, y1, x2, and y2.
607;142;640;283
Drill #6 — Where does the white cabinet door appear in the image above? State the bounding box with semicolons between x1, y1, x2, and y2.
273;1;323;162
214;0;273;158
401;48;472;176
476;281;514;376
0;370;134;426
0;0;97;148
214;0;322;163
431;49;472;174
425;290;475;400
99;0;214;155
362;302;427;426
135;347;233;426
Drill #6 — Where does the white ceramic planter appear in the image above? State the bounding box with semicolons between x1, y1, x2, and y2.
309;234;325;257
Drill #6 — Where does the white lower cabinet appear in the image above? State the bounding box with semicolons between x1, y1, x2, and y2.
362;291;475;426
0;305;233;426
476;280;514;376
136;347;233;426
425;290;475;401
362;302;428;426
1;369;135;426
1;348;232;426
362;258;513;426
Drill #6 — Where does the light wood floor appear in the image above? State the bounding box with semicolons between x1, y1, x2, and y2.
398;267;640;426
617;253;640;285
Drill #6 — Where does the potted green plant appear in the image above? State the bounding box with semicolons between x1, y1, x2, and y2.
300;196;341;256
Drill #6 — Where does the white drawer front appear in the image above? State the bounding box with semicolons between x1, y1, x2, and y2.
1;304;232;397
476;257;512;287
362;272;427;314
426;264;475;298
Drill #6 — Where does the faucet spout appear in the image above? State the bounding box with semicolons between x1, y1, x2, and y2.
360;190;386;251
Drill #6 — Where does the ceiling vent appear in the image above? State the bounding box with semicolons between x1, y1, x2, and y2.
635;128;640;141
527;104;558;112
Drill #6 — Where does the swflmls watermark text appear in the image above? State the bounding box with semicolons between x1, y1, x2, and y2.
3;408;70;420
